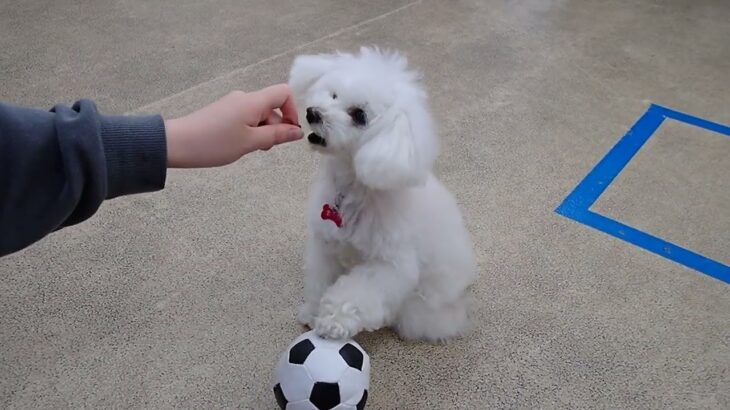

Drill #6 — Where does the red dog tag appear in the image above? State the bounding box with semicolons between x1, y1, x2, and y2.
321;204;343;228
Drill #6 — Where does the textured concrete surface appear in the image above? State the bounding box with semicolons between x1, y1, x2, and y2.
1;0;729;409
594;121;730;266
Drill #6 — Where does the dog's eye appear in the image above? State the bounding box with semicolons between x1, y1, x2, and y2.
348;107;367;126
331;93;337;100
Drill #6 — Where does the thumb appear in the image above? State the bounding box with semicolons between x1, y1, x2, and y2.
249;124;304;151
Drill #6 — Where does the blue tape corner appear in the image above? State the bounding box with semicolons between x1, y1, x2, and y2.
556;104;730;284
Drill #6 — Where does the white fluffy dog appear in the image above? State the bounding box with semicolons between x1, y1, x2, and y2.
289;47;477;342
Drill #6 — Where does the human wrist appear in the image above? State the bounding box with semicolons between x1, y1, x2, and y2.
164;116;196;168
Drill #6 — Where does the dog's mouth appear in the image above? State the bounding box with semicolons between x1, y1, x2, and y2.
307;132;327;147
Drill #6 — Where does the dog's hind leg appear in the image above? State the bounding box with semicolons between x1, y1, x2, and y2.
394;295;469;343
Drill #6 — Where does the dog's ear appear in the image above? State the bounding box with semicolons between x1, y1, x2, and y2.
354;104;438;190
289;54;335;97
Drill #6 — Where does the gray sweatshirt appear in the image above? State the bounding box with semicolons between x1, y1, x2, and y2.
0;100;167;256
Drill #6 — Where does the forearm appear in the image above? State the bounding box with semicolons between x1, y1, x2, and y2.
0;100;167;256
0;85;301;257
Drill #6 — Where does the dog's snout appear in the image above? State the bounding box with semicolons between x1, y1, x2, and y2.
306;107;322;124
307;132;326;147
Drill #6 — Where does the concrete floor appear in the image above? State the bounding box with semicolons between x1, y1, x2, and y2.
1;0;729;408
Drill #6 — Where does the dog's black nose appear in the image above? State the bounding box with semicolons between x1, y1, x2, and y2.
306;107;322;124
307;132;326;147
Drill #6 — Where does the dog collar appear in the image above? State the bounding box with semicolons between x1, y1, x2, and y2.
321;193;345;228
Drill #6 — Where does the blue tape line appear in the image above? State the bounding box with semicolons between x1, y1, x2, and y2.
556;104;730;284
659;105;730;135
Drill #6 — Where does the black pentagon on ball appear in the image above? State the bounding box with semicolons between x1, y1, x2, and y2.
338;343;364;371
310;382;340;410
273;383;287;409
356;389;368;410
288;338;315;365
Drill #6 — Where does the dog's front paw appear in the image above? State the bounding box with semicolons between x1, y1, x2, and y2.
297;303;317;328
313;301;360;340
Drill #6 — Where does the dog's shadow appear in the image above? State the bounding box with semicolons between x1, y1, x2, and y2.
350;327;493;408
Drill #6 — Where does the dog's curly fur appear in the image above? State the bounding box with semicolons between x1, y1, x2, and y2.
289;47;477;342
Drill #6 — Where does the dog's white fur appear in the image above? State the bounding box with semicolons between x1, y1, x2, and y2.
289;47;477;342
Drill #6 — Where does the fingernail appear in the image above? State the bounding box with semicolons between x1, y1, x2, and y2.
288;128;304;140
283;119;301;128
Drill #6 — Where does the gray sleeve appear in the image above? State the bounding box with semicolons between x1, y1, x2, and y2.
0;99;167;257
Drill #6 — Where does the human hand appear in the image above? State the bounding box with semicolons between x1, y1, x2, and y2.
164;84;303;168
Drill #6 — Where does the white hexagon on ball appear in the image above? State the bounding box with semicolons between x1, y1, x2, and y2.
273;330;370;410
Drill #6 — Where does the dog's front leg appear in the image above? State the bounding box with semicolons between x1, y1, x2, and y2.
314;253;418;339
298;238;343;327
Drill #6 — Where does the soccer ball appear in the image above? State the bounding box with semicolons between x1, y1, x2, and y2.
273;330;370;410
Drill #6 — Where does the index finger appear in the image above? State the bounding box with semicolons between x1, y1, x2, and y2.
257;84;300;126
